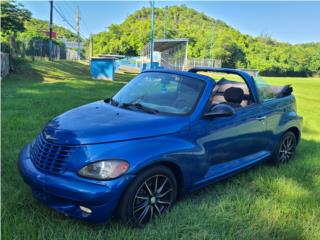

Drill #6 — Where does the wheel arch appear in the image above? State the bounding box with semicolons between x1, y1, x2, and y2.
132;160;184;199
159;161;184;198
285;126;301;143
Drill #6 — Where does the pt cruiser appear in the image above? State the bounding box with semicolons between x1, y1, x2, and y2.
19;67;302;227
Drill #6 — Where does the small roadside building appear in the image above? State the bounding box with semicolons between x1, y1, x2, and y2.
90;55;124;80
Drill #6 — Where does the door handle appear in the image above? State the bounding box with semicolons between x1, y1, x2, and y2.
256;116;266;121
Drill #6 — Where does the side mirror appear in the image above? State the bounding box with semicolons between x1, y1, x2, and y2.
204;104;235;119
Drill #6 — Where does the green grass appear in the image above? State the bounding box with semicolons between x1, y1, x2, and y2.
2;60;320;240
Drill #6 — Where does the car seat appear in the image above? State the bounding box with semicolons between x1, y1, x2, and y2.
222;87;244;108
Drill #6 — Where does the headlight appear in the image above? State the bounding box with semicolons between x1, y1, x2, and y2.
78;160;129;180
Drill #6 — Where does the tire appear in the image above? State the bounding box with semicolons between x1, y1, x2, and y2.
271;131;297;164
118;165;177;227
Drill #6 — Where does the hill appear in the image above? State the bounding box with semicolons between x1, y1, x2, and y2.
17;18;79;43
92;5;320;76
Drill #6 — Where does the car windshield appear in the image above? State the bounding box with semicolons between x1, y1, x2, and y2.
111;72;206;115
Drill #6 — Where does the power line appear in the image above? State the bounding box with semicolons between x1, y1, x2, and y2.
66;1;90;36
56;1;90;36
68;2;90;36
78;9;91;35
81;17;91;36
65;1;76;13
53;4;77;33
56;2;76;27
53;3;88;39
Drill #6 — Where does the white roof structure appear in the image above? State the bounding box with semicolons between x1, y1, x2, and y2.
142;38;189;70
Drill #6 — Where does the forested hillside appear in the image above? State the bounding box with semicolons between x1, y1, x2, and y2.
92;5;320;76
17;18;79;42
1;1;79;50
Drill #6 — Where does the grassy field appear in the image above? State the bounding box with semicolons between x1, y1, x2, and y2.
2;60;320;240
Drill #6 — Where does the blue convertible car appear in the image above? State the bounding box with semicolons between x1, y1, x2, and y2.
19;67;302;227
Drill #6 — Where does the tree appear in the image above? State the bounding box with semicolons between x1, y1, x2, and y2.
0;1;31;36
91;5;320;76
17;18;79;42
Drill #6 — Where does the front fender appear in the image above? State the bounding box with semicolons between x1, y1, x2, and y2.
74;134;206;193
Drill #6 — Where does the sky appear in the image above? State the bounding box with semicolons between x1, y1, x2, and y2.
18;1;320;44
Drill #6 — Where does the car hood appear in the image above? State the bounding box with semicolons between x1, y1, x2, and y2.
43;100;190;145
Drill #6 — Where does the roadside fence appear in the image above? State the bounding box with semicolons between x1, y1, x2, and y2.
4;38;86;61
1;52;10;79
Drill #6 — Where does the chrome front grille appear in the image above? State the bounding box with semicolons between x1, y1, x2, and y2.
30;133;72;174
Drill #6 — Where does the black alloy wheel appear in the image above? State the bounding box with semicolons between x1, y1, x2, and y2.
132;174;174;225
272;131;297;164
118;165;177;227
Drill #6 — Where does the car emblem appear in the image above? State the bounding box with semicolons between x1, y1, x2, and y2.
44;131;57;141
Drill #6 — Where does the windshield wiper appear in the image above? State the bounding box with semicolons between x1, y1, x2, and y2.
104;97;119;106
105;98;159;114
120;102;159;114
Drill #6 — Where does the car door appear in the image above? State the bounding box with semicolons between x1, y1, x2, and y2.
258;97;291;147
189;103;269;181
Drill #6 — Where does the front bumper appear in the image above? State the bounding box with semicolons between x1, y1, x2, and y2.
18;144;134;223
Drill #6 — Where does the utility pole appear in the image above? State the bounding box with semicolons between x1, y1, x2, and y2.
163;6;167;39
48;0;53;60
211;23;217;67
90;33;93;59
76;6;81;61
150;0;155;68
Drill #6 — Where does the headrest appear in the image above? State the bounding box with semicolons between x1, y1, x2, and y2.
224;87;244;104
218;81;249;95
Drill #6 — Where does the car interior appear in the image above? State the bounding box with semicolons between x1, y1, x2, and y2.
115;71;292;115
199;72;293;109
211;78;252;108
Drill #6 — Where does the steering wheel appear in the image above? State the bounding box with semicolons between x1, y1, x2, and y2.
175;99;190;112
